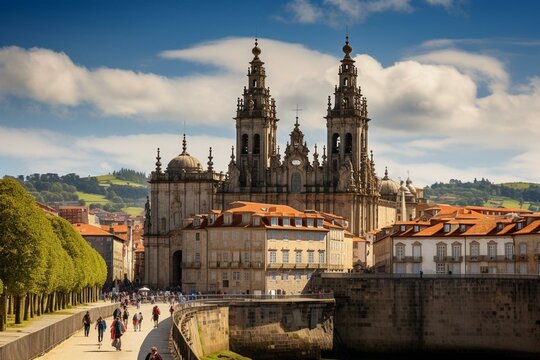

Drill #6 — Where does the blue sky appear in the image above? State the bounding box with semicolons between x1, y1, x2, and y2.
1;0;540;186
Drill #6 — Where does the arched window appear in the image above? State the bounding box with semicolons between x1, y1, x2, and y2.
253;79;258;87
345;133;352;154
241;134;249;154
343;78;348;86
253;134;260;154
291;172;301;193
332;133;340;154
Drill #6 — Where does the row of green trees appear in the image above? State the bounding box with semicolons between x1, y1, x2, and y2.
0;178;107;331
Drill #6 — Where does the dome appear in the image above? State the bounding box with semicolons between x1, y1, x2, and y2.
167;153;203;174
166;134;203;174
406;177;417;195
378;167;400;196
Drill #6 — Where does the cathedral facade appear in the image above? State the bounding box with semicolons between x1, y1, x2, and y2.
144;38;418;288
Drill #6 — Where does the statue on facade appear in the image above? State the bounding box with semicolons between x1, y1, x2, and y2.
144;196;151;233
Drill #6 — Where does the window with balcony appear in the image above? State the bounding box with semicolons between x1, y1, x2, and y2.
452;243;461;260
505;243;514;260
436;243;447;258
269;250;276;263
395;244;405;261
412;243;421;261
282;250;289;263
488;242;497;259
295;250;302;263
470;242;479;258
308;251;314;263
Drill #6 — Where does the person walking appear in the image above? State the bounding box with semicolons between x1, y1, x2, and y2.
82;311;91;337
110;317;125;351
144;346;164;360
169;304;174;317
152;305;160;328
137;312;143;331
132;312;139;331
122;306;129;327
95;316;107;346
113;306;121;319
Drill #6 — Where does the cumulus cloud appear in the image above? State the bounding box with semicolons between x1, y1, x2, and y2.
1;37;540;186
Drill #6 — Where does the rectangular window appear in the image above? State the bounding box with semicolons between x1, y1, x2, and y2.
281;273;288;280
244;271;250;281
307;218;314;227
470;243;479;257
436;263;445;274
294;272;301;280
452;245;461;260
413;225;419;232
243;252;250;262
307;251;314;263
282;217;289;226
413;245;421;260
295;217;302;226
317;219;324;227
195;252;200;262
319;251;325;263
195;232;200;241
222;271;228;280
519;263;527;274
271;272;277;281
283;231;289;241
395;245;405;260
469;263;479;274
232;271;240;281
436;244;447;258
444;223;450;232
269;250;276;263
395;263;406;274
505;243;514;260
223;252;229;262
295;250;302;263
254;272;261;281
412;263;422;274
282;251;289;263
519;243;527;256
400;225;406;232
271;217;278;226
488;243;497;258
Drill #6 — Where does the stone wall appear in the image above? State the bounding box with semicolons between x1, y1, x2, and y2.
228;299;334;360
312;275;540;355
0;303;118;360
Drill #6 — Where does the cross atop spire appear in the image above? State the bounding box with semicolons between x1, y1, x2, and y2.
293;104;302;127
181;134;188;155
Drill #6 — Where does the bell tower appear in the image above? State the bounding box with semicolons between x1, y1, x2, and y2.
234;39;278;189
325;36;370;191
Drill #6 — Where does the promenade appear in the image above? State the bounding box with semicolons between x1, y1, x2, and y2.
0;301;174;360
34;302;173;360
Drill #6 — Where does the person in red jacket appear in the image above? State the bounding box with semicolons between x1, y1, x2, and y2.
152;305;160;328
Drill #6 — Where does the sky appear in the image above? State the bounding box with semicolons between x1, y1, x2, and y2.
1;0;540;187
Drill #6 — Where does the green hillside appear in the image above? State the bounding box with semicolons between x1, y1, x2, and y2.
424;179;540;211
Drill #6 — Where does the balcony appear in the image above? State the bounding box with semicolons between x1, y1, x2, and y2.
393;256;423;263
230;261;240;268
181;262;201;269
433;256;463;263
251;262;263;268
239;262;251;268
327;264;344;271
516;255;528;262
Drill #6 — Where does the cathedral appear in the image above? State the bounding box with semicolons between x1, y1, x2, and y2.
144;38;421;288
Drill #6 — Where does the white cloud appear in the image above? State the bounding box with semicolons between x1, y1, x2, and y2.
1;38;540;186
285;0;324;23
425;0;454;9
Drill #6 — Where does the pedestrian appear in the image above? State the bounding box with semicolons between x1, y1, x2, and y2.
137;312;143;331
95;316;106;345
82;311;91;337
169;304;174;317
144;346;164;360
113;306;121;319
110;317;125;351
132;312;139;331
122;306;129;327
152;305;160;328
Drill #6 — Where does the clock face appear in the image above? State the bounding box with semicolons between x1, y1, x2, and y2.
291;159;302;166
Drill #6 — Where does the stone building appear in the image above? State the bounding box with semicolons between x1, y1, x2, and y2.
144;38;422;288
372;204;540;274
179;201;352;295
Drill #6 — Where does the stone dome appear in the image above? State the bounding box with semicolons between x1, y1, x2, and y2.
378;167;400;197
166;134;203;174
406;177;417;195
167;153;203;174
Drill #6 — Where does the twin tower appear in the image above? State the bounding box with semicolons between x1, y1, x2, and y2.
146;38;380;286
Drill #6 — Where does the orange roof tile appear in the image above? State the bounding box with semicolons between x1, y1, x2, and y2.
73;223;124;241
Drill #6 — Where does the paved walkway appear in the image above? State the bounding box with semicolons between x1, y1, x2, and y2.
34;303;174;360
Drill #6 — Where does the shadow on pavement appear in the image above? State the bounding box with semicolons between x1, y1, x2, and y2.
137;316;172;360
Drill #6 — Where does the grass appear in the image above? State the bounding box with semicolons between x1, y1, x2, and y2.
122;207;144;217
201;350;252;360
501;182;532;190
96;174;146;187
76;191;108;204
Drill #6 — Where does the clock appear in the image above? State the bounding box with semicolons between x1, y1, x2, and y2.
291;159;302;166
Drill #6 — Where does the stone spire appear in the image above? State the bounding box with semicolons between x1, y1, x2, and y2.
155;148;162;173
207;147;214;172
181;134;188;155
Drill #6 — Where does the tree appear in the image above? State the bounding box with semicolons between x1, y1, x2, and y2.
0;178;47;328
